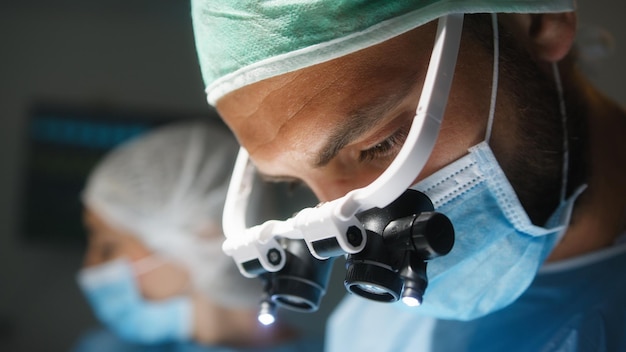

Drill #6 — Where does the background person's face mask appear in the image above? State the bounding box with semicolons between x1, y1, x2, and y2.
77;257;193;344
408;141;584;321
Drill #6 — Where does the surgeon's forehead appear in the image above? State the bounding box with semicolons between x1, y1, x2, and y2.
216;22;438;150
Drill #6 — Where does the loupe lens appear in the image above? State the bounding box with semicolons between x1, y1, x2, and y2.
270;276;324;312
275;294;312;307
358;283;391;295
264;239;334;312
344;260;403;302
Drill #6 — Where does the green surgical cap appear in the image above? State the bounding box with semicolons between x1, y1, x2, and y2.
192;0;575;105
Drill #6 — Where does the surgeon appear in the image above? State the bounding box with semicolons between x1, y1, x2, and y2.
73;120;323;351
190;1;626;351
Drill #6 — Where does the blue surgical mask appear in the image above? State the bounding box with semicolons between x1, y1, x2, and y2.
408;141;584;321
77;257;194;344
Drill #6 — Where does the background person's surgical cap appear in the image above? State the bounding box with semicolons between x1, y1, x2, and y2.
192;0;575;106
82;120;263;308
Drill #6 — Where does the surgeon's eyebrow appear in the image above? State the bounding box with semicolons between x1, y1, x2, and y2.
314;85;415;168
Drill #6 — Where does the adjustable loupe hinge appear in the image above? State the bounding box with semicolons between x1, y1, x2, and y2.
221;223;286;278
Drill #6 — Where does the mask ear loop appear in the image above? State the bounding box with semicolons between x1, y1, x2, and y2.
486;16;580;241
552;61;569;204
484;13;500;143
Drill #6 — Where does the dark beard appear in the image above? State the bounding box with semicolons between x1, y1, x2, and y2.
464;14;587;226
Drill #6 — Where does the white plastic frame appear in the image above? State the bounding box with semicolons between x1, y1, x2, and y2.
222;14;464;277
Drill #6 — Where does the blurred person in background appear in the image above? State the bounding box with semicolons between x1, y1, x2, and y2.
72;120;323;352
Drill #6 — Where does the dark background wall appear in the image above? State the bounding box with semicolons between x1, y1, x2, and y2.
0;1;624;351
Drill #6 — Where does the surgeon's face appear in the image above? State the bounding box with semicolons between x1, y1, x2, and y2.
216;15;567;217
216;21;505;202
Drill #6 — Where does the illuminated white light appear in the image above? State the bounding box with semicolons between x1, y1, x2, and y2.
258;312;276;326
402;296;421;307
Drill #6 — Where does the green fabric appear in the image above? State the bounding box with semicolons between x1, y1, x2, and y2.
191;0;575;105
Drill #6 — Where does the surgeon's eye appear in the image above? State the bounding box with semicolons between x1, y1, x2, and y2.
359;127;409;162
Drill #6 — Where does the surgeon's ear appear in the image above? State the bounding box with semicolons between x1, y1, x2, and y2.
502;12;577;63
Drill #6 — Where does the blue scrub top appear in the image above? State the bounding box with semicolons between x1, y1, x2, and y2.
327;243;626;352
72;328;324;352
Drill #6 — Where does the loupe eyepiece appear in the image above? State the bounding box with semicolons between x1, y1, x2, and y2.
344;231;403;302
344;190;454;305
261;239;334;313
